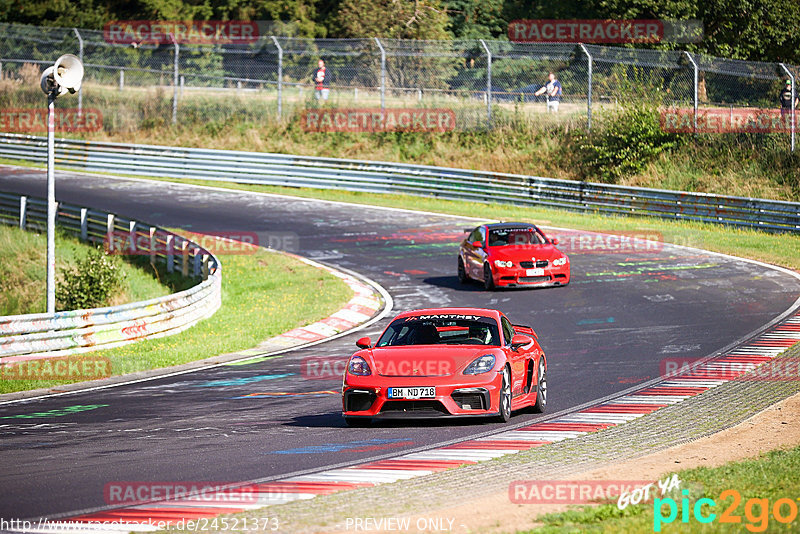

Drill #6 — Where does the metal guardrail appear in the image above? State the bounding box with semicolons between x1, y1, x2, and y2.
0;190;222;360
0;133;798;232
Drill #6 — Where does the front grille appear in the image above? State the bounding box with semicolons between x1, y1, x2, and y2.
451;392;487;410
536;259;549;268
344;390;376;412
520;260;549;269
519;275;552;284
379;400;449;415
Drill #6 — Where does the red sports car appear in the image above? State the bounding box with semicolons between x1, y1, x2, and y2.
458;222;570;290
342;308;547;425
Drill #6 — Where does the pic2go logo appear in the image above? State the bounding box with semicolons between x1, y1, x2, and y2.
654;489;800;532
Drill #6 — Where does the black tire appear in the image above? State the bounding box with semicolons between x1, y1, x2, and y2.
495;366;512;423
483;263;495;291
457;257;469;284
344;416;370;427
532;358;547;413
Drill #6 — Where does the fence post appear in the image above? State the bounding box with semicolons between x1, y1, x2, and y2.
192;247;201;277
166;234;174;273
579;43;593;133
73;28;83;117
106;213;115;252
149;226;157;266
19;195;26;230
181;240;189;276
683;51;698;133
170;34;179;125
479;39;492;128
180;75;184;96
128;220;136;255
271;36;283;119
374;37;386;113
119;69;124;91
780;63;796;152
80;207;88;241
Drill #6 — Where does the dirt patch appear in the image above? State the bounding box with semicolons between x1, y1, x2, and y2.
343;391;800;534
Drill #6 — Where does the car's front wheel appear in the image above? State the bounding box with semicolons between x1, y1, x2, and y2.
495;366;512;422
532;358;547;413
483;263;495;291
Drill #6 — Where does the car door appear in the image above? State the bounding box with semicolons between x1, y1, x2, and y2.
464;226;487;279
500;315;527;395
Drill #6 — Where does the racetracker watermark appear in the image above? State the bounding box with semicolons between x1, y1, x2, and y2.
304;355;455;379
104;482;261;505
661;356;800;381
0;108;102;133
553;231;664;254
300;108;456;133
1;356;111;381
103;20;259;44
508;19;703;43
661;108;798;133
509;480;651;504
105;231;298;255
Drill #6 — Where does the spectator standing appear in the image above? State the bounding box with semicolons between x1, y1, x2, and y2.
780;79;798;123
534;72;562;113
314;59;329;100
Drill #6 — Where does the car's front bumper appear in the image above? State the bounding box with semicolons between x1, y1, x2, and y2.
493;264;570;287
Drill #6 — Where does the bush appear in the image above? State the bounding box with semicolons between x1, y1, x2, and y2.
576;104;683;183
57;248;126;311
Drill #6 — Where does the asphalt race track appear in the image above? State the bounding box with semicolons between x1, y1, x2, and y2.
1;166;799;520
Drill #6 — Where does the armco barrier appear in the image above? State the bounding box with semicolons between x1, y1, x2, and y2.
0;191;221;361
0;133;798;232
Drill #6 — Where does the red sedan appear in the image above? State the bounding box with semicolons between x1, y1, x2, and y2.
342;308;547;425
458;222;570;290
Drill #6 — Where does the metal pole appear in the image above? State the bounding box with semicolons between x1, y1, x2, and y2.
479;39;492;128
684;51;698;133
579;43;592;133
780;63;796;152
374;38;386;113
171;35;179;125
271;36;283;119
73;28;83;117
46;93;56;315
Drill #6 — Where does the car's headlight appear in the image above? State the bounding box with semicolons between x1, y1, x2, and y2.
348;356;371;376
463;354;496;375
494;260;513;268
552;257;567;266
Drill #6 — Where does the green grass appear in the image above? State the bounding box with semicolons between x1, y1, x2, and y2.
522;445;800;533
0;245;353;394
0;224;172;315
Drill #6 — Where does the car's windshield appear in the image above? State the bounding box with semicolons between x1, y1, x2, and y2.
376;314;500;347
488;227;546;247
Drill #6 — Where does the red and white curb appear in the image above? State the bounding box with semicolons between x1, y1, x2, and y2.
21;314;798;533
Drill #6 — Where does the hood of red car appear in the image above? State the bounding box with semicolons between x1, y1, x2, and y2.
489;244;564;262
360;346;497;377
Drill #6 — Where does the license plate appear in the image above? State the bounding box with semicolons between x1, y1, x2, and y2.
388;387;435;399
526;268;545;276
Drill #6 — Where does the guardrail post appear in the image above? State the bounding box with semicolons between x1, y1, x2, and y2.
374;38;386;113
202;254;209;280
479;39;492;128
73;28;83;118
106;213;115;252
780;63;796;152
166;234;174;273
683;51;698;133
149;226;157;266
181;240;189;276
192;247;201;278
80;208;88;241
271;36;283;119
579;43;593;133
128;220;137;255
19;195;26;230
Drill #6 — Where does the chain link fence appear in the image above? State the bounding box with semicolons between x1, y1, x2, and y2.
0;22;796;149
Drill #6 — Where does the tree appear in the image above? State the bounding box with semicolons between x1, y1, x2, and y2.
333;0;450;39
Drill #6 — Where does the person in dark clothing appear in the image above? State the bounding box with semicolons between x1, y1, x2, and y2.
780;79;798;119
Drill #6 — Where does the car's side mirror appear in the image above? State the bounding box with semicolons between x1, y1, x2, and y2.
471;240;482;248
510;334;531;351
356;336;372;349
551;237;560;245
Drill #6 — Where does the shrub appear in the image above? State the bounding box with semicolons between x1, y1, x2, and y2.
57;248;125;311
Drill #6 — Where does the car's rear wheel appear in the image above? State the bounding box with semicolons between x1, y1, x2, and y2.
495;366;512;422
344;416;370;427
457;257;469;284
532;358;547;413
483;263;495;291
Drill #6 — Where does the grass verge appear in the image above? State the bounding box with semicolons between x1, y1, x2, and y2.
0;224;172;315
524;444;800;533
0;242;353;394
